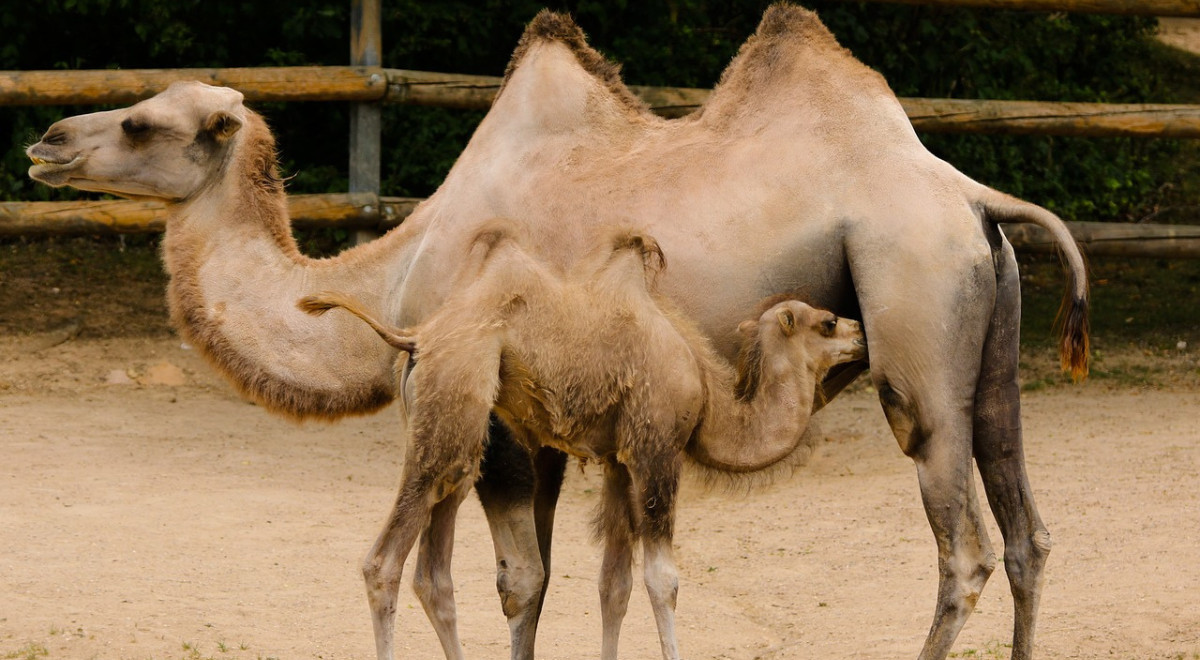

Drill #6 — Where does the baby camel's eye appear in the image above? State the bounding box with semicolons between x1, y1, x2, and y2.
821;317;838;335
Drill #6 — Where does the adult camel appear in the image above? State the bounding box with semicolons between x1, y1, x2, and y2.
27;4;1087;660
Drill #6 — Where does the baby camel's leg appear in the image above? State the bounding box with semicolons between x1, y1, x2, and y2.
364;474;444;660
412;486;472;660
597;458;637;660
631;451;684;660
367;355;500;660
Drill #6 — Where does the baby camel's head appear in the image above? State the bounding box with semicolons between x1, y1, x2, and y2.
735;300;866;401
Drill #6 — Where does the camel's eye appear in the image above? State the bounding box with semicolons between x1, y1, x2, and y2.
821;317;837;335
121;117;152;139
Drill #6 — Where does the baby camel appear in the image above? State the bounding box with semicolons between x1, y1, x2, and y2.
299;225;864;660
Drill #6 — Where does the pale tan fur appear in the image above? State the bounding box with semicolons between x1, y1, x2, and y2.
300;225;864;660
27;4;1089;659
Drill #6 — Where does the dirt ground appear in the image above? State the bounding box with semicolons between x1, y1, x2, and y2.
0;236;1197;659
0;326;1197;660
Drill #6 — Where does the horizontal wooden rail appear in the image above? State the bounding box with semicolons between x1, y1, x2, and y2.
901;98;1200;137
6;67;1200;137
0;66;387;106
827;0;1200;16
390;70;1200;137
1002;220;1200;258
4;195;1199;258
0;194;419;236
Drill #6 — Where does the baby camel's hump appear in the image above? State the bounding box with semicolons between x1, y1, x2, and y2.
491;230;707;457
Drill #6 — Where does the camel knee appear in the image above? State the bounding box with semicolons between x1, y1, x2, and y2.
643;550;679;611
943;549;996;614
600;561;635;613
1005;528;1051;595
496;557;545;618
362;554;404;619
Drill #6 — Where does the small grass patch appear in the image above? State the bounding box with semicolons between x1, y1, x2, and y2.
1;643;48;660
949;639;1011;658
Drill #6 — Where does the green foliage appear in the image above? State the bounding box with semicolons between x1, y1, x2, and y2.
0;0;1187;222
810;4;1177;221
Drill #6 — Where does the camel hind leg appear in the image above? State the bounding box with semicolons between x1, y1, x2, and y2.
972;236;1050;660
411;486;472;660
367;349;501;660
364;471;457;660
855;246;999;659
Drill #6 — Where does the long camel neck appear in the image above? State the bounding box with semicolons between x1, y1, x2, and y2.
160;114;423;420
686;352;823;473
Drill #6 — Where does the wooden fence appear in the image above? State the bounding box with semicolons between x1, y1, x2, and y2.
3;0;1200;257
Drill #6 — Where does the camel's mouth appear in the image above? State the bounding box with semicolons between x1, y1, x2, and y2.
27;154;83;186
843;338;868;361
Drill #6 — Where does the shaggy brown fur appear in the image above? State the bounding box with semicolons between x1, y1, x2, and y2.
300;224;864;660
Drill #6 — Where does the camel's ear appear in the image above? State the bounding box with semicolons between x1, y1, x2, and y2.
776;308;796;336
737;319;758;337
203;111;243;142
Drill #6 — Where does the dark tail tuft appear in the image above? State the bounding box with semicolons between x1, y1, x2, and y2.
1055;294;1090;381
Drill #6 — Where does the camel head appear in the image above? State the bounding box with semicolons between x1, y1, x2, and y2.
736;300;866;401
765;300;865;368
27;81;247;201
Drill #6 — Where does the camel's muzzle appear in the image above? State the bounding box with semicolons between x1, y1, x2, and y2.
27;152;82;186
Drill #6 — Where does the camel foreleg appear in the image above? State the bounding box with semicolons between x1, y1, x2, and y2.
476;421;548;660
631;453;683;660
532;446;568;619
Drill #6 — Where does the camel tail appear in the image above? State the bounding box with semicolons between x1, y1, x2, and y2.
978;189;1090;380
297;292;416;354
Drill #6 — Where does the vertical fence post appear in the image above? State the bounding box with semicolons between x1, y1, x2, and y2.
350;0;382;244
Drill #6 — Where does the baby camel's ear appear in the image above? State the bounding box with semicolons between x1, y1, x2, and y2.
737;319;758;337
775;308;796;336
203;111;243;142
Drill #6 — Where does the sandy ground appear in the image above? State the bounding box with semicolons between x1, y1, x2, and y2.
0;333;1197;660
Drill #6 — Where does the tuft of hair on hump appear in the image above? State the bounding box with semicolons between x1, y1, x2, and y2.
501;9;648;115
757;2;833;40
708;2;853;98
611;231;667;278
